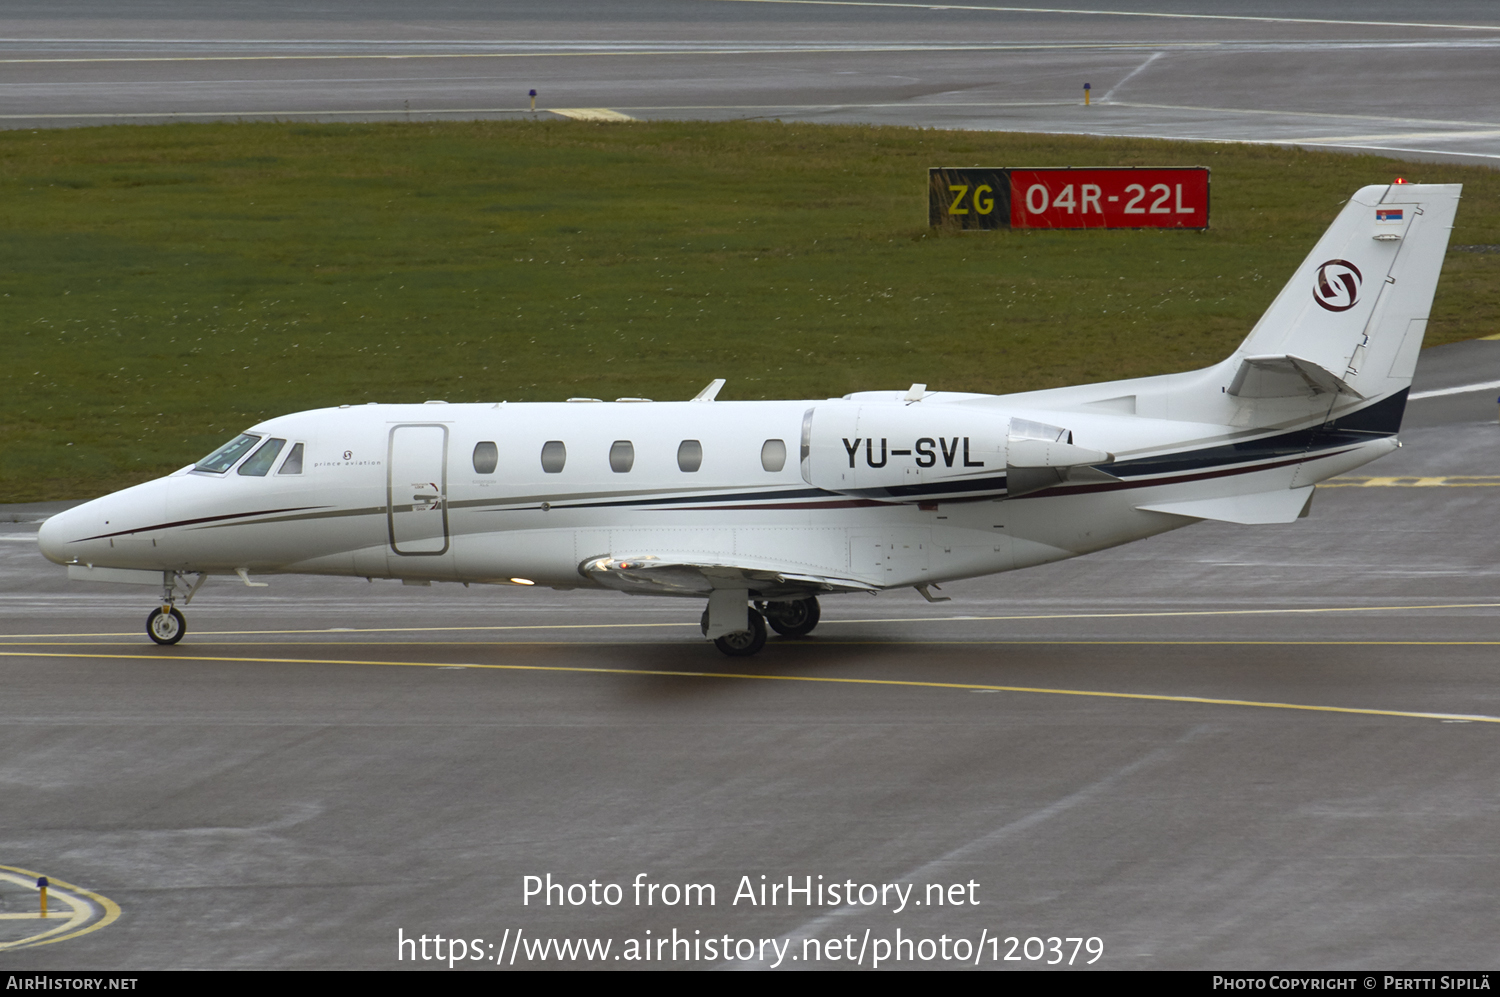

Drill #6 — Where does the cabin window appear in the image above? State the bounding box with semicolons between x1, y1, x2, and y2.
277;443;304;475
677;440;702;472
610;440;635;473
540;440;567;474
761;439;787;472
473;441;498;475
238;438;286;476
194;433;261;473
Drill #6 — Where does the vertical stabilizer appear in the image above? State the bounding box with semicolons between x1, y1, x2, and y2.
1230;183;1460;402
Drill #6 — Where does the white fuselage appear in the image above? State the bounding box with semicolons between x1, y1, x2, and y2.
36;387;1395;597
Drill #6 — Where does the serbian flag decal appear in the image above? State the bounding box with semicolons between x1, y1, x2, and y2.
1376;208;1404;222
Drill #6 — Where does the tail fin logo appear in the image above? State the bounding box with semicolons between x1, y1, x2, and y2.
1313;259;1362;312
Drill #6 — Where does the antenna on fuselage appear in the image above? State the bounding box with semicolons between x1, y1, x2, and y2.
691;379;726;402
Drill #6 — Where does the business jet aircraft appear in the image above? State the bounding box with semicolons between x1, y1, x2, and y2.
38;182;1458;655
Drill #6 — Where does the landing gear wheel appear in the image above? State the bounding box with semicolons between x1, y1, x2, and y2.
713;608;767;657
764;597;820;638
147;606;186;645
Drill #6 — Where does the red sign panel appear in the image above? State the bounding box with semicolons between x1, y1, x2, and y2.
1008;168;1209;230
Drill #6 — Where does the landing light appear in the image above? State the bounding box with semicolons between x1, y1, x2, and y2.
510;577;535;586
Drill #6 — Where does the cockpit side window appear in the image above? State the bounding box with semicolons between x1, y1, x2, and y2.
195;433;262;473
238;438;287;476
277;442;305;475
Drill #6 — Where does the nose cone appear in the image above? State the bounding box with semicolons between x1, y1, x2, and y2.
36;479;169;568
36;507;76;565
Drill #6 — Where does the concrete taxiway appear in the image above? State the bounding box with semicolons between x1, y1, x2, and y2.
2;1;1500;165
2;339;1498;969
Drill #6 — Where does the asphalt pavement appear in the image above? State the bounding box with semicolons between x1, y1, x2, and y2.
2;339;1499;969
2;1;1500;165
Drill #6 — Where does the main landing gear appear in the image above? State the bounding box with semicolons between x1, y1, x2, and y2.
144;571;206;645
761;597;821;639
713;608;767;657
704;596;821;657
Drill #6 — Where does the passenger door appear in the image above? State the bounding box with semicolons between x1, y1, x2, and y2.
387;424;449;556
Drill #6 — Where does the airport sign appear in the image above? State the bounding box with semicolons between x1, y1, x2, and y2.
930;166;1210;230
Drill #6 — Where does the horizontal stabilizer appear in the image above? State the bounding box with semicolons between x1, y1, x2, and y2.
1137;486;1315;524
1227;355;1363;399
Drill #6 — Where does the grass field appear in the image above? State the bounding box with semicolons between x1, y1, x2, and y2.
1;119;1496;502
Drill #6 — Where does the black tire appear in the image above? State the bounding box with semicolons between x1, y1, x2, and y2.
147;606;186;645
764;597;821;638
713;608;767;657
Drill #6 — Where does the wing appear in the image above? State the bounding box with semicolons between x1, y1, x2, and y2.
581;555;878;598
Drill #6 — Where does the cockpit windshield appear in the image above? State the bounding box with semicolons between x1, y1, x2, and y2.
238;438;287;476
194;433;262;473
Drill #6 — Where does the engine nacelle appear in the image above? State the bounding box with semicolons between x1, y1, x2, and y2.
799;402;1115;503
799;401;1008;502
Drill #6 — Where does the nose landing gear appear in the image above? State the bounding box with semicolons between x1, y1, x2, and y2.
143;571;206;645
147;606;186;645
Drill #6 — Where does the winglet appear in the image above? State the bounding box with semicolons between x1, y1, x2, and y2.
692;379;726;402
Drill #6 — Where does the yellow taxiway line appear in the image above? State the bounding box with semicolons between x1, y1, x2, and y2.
1;649;1496;725
1;600;1497;641
0;866;121;950
1320;476;1500;487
